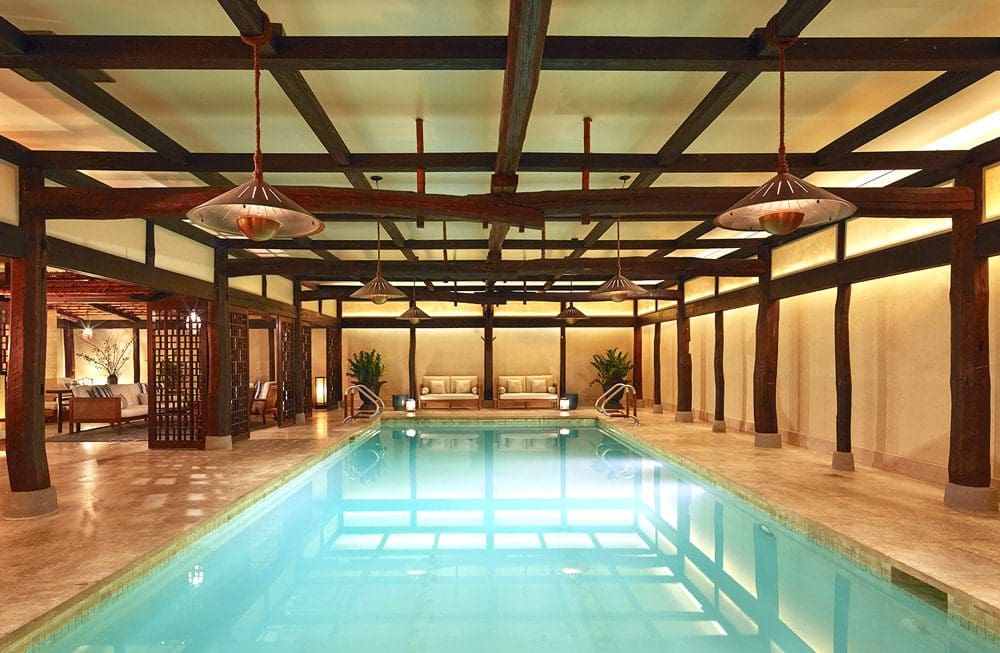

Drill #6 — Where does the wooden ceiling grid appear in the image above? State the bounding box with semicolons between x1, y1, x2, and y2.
0;1;997;295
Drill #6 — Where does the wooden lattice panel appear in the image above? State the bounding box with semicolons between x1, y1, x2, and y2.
277;318;296;425
230;310;250;441
326;326;340;409
148;300;207;449
301;324;312;417
0;303;8;376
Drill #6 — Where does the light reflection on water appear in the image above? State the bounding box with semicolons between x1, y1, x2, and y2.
35;425;1000;652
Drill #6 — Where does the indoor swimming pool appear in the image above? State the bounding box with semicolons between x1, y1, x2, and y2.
31;421;1000;652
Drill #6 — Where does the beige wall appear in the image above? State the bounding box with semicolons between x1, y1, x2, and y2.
565;327;634;404
495;327;559;383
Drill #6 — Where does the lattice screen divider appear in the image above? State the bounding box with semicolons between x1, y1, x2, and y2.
229;308;250;441
301;324;312;417
276;318;296;425
148;298;208;449
0;303;8;376
326;326;340;409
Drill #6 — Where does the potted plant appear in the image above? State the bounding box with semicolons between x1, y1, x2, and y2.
347;349;386;410
77;335;133;385
589;347;633;409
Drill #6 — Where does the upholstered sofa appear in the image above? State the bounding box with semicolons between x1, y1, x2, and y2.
69;383;149;433
419;375;481;409
496;374;560;409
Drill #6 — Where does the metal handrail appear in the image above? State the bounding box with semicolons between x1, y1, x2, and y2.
595;382;640;425
343;384;385;425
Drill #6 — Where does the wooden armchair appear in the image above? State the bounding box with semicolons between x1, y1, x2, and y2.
252;384;278;424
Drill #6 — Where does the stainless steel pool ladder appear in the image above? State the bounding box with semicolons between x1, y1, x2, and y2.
342;384;385;425
595;383;640;425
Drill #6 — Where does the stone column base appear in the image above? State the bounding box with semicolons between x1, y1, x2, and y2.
3;486;58;520
944;482;998;514
831;451;855;471
754;431;782;448
675;411;693;423
651;404;663;414
294;412;306;425
204;435;233;451
712;420;727;433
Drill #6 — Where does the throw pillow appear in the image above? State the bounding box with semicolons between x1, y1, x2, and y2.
115;395;127;408
421;386;429;395
529;379;546;393
508;378;524;393
138;382;149;394
471;385;478;395
137;393;149;405
454;379;472;394
88;385;113;398
547;385;556;394
430;380;447;394
498;386;506;395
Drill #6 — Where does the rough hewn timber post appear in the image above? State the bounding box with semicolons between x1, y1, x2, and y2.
945;163;996;512
408;300;417;399
292;282;306;425
205;245;233;450
753;245;780;447
676;279;693;422
559;302;567;395
483;304;495;406
632;300;643;405
652;300;663;414
832;222;854;470
3;167;57;518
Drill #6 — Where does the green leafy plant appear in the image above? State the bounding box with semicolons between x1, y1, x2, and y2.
77;335;132;379
348;349;386;387
589;347;633;386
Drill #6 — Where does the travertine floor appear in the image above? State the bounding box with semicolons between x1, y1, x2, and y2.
2;407;1000;645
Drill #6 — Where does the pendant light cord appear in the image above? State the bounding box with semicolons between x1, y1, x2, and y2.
240;16;272;183
616;218;622;275
766;20;797;175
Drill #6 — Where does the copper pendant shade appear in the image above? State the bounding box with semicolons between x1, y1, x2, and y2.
186;16;321;241
715;28;855;236
352;212;406;304
591;204;648;302
398;305;431;324
556;303;588;325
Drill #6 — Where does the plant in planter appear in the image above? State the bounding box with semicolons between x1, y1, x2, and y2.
347;349;386;409
589;347;633;409
77;335;133;385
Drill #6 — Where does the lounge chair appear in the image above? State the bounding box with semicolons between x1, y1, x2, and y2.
496;375;560;409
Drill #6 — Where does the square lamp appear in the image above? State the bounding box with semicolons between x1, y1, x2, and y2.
314;377;328;408
559;397;571;411
405;398;417;412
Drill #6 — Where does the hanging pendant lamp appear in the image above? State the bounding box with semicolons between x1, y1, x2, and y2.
715;25;855;236
592;178;648;303
556;278;588;325
397;282;431;324
353;185;407;305
187;16;322;242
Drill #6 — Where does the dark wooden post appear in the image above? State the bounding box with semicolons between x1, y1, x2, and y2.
753;245;781;447
676;279;692;422
62;327;75;379
205;245;233;450
408;300;417;399
652;300;662;414
631;300;643;403
483;303;495;405
131;326;141;382
329;300;342;409
144;219;155;266
945;163;996;512
559;302;567;394
267;318;276;380
292;282;305;424
832;222;854;470
713;277;726;432
3;167;57;518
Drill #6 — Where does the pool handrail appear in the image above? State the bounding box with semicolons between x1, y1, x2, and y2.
343;384;385;424
595;382;639;424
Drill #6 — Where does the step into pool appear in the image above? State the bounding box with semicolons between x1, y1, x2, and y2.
29;422;1000;652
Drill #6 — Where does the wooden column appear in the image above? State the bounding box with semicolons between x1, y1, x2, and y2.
144;219;155;266
3;167;57;518
330;301;342;409
408;300;417;398
832;222;854;470
652;299;662;413
676;280;692;422
631;300;643;404
267;319;276;380
62;327;75;378
205;245;233;449
558;302;567;394
753;245;780;448
945;163;996;512
131;326;141;383
713;298;726;432
483;303;495;405
292;282;306;424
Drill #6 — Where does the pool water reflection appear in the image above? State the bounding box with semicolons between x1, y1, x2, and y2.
35;424;1000;652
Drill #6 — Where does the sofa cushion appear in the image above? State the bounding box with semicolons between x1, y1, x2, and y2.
137;393;149;405
528;378;547;393
429;379;447;394
121;405;148;419
421;386;430;395
71;386;93;398
508;378;524;393
498;375;525;394
499;392;558;401
110;383;142;408
88;385;114;399
422;376;451;393
454;379;472;394
422;393;477;401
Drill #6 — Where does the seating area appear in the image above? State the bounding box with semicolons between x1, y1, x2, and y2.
68;383;149;434
496;375;560;409
418;376;481;410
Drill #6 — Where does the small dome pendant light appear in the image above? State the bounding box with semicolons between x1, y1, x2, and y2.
715;22;855;236
592;176;648;302
556;277;588;324
352;177;407;305
187;15;322;241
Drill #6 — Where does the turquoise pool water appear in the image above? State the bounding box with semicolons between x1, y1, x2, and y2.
32;422;999;652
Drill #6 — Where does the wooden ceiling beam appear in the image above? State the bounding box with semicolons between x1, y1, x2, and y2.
87;303;142;322
219;255;764;280
299;286;680;303
221;237;765;250
1;35;995;72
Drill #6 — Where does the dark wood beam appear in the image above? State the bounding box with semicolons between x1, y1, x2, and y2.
88;303;141;322
483;304;495;402
343;315;633;330
223;237;767;251
752;245;780;447
713;302;725;432
676;280;692;421
833;222;852;469
299;286;679;303
2;34;996;71
632;301;643;401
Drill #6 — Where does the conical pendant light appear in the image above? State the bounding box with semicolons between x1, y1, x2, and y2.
397;282;431;324
187;16;322;242
592;178;648;303
556;278;588;324
353;187;407;305
715;25;855;236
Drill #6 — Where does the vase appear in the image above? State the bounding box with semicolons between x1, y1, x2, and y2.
107;374;119;385
361;381;386;411
601;379;625;409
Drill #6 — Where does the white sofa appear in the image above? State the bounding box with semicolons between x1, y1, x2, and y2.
418;375;481;410
496;375;560;409
69;383;149;433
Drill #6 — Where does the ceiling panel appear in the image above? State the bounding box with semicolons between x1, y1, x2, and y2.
266;0;508;36
2;0;235;34
803;0;1000;37
548;0;784;36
